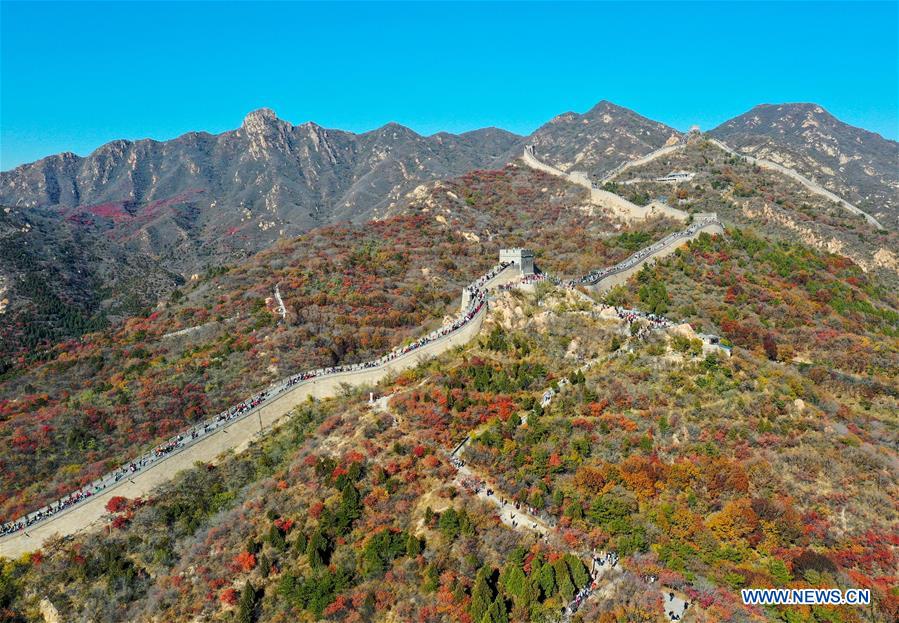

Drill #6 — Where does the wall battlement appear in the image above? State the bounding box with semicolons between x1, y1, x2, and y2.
499;248;535;275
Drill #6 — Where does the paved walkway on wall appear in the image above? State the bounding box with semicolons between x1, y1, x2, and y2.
708;138;883;229
584;217;724;293
545;134;884;232
522;146;689;223
2;222;726;572
1;264;521;558
598;141;686;185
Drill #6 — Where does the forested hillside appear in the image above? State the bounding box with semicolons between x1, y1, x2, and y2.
1;155;897;623
2;237;895;621
0;166;683;523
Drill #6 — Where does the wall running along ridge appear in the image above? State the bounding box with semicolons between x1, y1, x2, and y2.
585;217;724;293
597;142;686;184
707;138;884;230
0;216;724;557
521;147;689;222
0;266;523;558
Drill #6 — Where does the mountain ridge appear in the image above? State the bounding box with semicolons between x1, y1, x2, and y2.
710;102;899;228
6;101;897;174
2;100;896;362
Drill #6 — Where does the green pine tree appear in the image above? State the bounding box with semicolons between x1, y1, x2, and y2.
553;559;575;601
306;528;328;568
237;581;257;623
480;595;509;623
469;567;495;623
268;523;286;550
564;553;589;589
422;563;440;593
406;532;423;557
537;562;555;600
259;553;271;579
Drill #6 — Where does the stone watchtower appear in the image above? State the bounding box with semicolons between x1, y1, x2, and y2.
499;248;535;275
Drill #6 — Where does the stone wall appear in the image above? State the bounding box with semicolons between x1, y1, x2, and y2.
587;219;724;294
707;139;883;229
599;143;685;183
0;303;492;558
1;265;535;557
522;148;688;222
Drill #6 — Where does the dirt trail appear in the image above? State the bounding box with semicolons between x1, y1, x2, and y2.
273;284;287;321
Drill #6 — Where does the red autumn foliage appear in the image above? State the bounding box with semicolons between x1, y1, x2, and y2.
105;496;129;514
220;588;239;605
323;594;348;616
345;450;365;463
233;550;256;572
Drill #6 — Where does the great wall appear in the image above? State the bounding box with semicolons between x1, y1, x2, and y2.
0;184;734;622
580;214;724;292
527;131;885;231
0;140;758;567
0;260;523;556
706;138;884;229
522;145;691;222
0;210;726;558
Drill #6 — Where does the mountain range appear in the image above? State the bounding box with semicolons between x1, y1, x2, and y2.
1;100;896;359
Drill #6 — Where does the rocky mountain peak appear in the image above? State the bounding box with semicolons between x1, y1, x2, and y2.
711;102;899;227
241;108;287;134
740;103;836;130
585;99;624;115
373;122;420;141
517;100;681;175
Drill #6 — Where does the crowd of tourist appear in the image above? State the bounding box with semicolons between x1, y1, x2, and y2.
577;217;720;287
495;272;546;293
2;262;514;537
665;591;691;621
600;304;676;339
564;551;620;616
1;387;276;537
566;584;594;615
595;550;620;569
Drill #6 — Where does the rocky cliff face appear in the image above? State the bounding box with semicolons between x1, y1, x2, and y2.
0;110;527;357
0;103;685;277
710;103;899;228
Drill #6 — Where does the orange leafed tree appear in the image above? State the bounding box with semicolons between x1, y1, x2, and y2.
233;550;257;572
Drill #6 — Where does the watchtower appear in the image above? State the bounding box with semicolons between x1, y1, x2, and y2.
499;248;535;275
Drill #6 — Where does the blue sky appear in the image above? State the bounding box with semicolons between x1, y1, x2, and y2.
2;1;897;170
